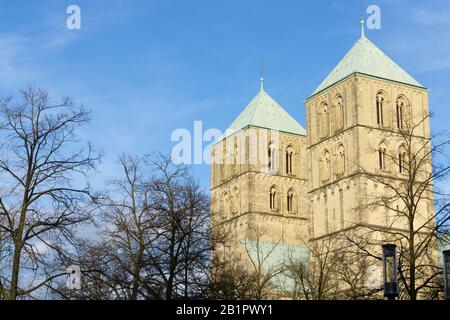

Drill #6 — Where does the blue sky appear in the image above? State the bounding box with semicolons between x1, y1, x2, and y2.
1;0;450;192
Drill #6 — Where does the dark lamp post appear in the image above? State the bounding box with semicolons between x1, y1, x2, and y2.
444;250;450;301
382;244;398;300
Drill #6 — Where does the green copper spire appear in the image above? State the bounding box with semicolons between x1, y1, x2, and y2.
311;30;424;97
225;87;306;137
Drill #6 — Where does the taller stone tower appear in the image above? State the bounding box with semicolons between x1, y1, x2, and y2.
305;31;432;239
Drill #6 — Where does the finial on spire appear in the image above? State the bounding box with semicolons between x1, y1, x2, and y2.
361;18;365;38
259;61;265;91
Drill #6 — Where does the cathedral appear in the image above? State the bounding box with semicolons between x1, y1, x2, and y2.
210;25;435;290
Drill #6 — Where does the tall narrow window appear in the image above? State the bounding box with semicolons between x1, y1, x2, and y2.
268;145;276;172
335;95;344;131
376;94;384;126
379;147;386;170
398;148;407;174
319;103;329;138
220;144;226;180
268;147;272;171
285;151;289;174
336;144;345;175
286;147;294;175
287;189;295;213
270;187;277;210
232;144;238;176
212;150;217;185
321;150;331;182
232;187;239;214
289;152;292;174
398;105;403;128
222;192;229;218
396;98;406;130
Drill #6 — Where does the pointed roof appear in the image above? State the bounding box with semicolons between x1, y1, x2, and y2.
225;89;306;137
311;34;424;97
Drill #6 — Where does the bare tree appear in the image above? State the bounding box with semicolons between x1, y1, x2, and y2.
144;154;211;299
358;111;450;300
336;231;385;300
51;153;212;300
242;226;284;300
208;223;283;300
208;252;259;300
45;241;125;300
282;235;343;300
0;88;101;300
59;154;157;300
281;230;385;300
101;154;155;300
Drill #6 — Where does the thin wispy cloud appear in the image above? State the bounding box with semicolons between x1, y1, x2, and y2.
411;8;450;26
0;34;28;85
40;30;81;50
0;35;19;69
421;59;450;73
0;30;80;87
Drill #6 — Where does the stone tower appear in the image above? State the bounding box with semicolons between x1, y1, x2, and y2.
305;32;432;240
210;87;310;264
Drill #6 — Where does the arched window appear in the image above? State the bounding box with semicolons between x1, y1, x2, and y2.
398;146;407;174
376;93;385;126
285;146;294;175
268;144;276;172
396;97;408;130
211;149;217;184
287;189;295;213
321;150;331;182
221;192;229;217
335;95;344;131
378;142;388;170
319;103;329;138
232;187;239;214
232;144;239;176
220;144;226;180
336;144;345;175
269;186;277;210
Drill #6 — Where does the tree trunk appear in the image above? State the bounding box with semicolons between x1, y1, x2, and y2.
9;188;31;300
409;219;416;300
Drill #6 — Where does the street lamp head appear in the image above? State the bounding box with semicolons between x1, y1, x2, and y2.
444;250;450;300
382;243;396;251
382;243;399;299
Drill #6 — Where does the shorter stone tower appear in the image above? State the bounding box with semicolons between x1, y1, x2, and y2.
210;87;310;266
